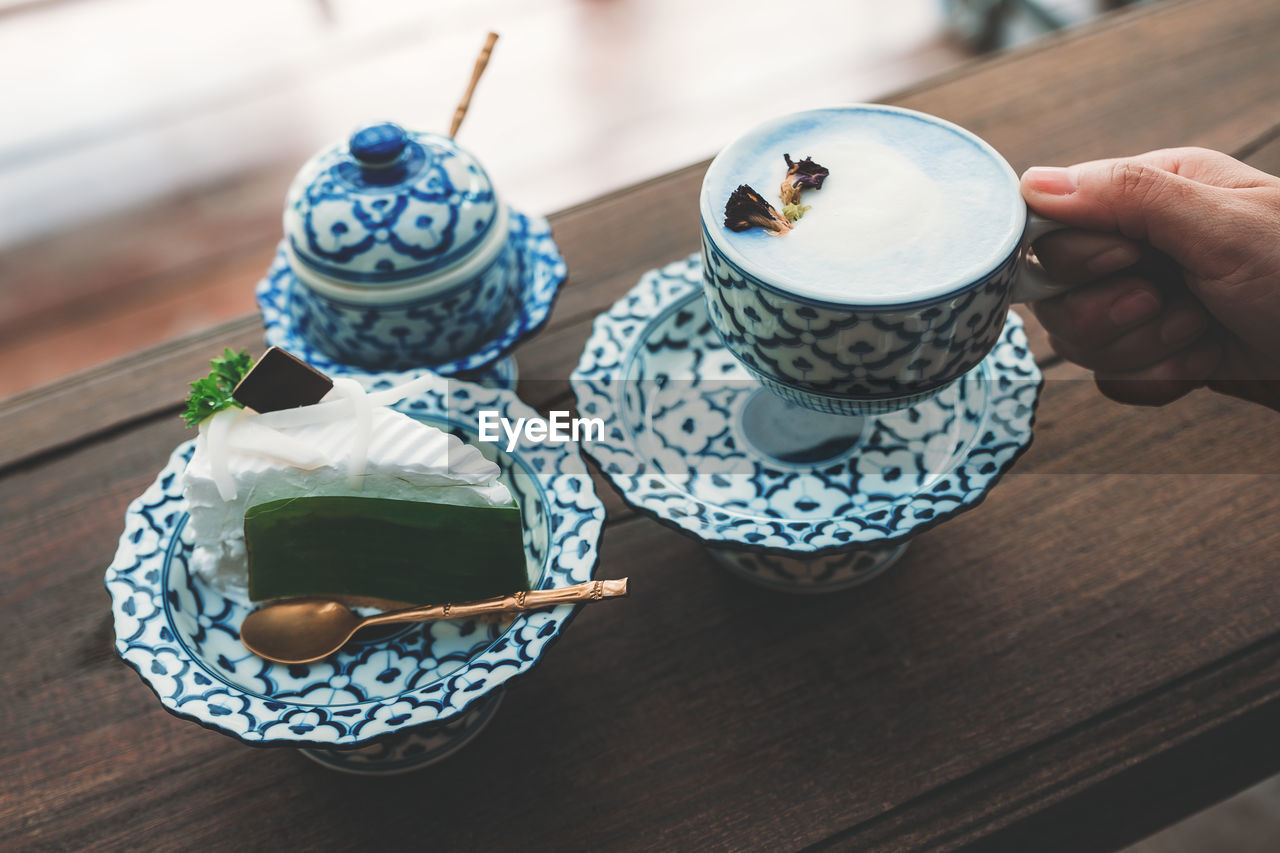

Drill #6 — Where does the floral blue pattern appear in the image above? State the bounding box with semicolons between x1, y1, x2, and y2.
696;105;1033;417
707;544;908;593
257;210;566;378
571;256;1041;588
285;229;518;370
284;125;500;285
301;693;504;773
702;228;1018;415
105;371;604;749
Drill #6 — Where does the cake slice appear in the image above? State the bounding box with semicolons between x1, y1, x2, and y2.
244;496;525;604
180;350;528;605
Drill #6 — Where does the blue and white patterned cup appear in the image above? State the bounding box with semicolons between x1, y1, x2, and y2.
700;105;1066;415
283;122;520;371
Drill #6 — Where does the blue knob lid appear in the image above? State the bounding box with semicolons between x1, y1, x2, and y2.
349;122;409;166
285;125;502;286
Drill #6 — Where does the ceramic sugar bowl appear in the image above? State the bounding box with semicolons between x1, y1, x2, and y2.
282;121;520;371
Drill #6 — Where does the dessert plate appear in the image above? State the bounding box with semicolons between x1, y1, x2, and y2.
106;370;603;771
571;255;1041;592
256;210;567;387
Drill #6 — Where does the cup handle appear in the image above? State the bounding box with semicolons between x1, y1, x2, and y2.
1011;214;1075;303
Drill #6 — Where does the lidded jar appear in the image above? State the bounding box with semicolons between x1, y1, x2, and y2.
282;121;519;371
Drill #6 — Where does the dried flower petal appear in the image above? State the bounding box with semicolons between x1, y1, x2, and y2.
784;154;829;190
780;154;830;205
724;184;792;235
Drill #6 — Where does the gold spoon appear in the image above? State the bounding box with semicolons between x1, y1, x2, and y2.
239;578;629;664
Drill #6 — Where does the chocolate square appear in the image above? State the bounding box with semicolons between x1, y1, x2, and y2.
232;347;333;413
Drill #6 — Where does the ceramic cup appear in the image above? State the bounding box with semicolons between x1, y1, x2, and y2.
700;104;1068;415
283;122;520;371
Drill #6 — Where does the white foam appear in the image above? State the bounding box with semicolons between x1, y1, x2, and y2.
774;140;947;295
702;106;1026;305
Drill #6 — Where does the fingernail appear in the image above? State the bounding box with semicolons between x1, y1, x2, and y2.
1108;289;1160;326
1185;342;1221;377
1159;310;1206;346
1086;244;1143;277
1024;166;1078;196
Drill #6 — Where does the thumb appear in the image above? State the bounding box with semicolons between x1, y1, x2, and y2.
1021;156;1229;261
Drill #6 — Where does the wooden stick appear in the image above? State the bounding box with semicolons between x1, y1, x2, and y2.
449;31;499;138
362;579;630;627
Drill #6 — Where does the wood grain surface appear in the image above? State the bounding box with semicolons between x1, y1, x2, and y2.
3;0;1280;850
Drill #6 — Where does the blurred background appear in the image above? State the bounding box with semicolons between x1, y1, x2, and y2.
3;0;1280;848
0;0;1124;398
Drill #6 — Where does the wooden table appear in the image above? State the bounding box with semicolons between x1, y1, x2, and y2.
3;0;1279;849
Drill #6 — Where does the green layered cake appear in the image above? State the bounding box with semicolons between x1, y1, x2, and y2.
180;353;528;605
245;496;526;604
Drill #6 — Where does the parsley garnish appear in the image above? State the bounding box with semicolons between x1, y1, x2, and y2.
182;348;254;427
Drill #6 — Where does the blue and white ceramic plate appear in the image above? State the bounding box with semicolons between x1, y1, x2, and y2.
106;371;603;749
257;210;567;383
571;255;1041;557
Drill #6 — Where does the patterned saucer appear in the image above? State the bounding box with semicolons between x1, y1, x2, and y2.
106;371;603;772
256;210;567;388
571;255;1041;592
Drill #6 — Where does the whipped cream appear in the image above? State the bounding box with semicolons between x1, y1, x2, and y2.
182;376;512;597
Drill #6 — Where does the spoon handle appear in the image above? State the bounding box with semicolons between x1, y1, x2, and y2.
361;578;629;628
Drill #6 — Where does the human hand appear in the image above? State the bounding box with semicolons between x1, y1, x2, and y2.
1020;147;1280;411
